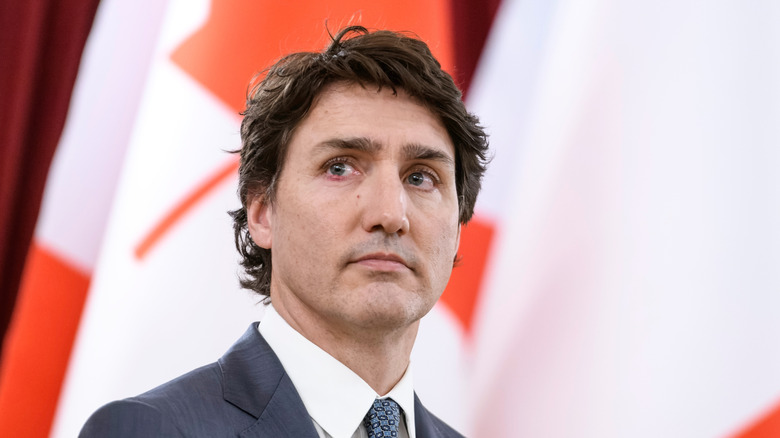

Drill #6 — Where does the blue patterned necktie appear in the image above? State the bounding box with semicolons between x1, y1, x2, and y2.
363;398;402;437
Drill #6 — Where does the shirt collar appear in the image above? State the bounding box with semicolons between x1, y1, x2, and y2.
258;304;416;438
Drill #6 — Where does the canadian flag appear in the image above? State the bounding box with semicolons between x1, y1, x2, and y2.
2;0;780;437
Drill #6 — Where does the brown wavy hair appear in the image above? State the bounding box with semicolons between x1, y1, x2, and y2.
230;26;490;297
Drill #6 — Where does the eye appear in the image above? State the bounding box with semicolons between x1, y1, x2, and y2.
328;162;349;176
407;172;426;186
323;158;361;181
405;170;436;189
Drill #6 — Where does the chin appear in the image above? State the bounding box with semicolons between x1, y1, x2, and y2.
349;282;436;329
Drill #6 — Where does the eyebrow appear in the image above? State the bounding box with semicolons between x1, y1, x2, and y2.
315;137;455;167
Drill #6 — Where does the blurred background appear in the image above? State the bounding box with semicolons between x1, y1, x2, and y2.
1;0;779;436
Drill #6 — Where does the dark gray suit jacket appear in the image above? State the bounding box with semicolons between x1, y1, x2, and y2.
80;324;464;437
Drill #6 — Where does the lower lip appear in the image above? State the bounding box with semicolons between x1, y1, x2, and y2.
354;259;408;272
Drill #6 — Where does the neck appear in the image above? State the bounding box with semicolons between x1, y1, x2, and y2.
327;323;419;395
272;293;419;395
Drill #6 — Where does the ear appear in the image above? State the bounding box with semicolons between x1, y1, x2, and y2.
451;223;462;267
247;195;273;249
454;223;461;256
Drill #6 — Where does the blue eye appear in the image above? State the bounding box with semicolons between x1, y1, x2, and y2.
329;162;348;176
407;172;426;186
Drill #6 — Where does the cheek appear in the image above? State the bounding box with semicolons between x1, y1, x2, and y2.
276;198;344;258
271;205;339;293
422;218;460;278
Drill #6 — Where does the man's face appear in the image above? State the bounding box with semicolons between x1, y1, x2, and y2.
248;82;460;337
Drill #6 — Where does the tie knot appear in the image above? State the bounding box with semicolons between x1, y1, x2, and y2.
363;398;402;437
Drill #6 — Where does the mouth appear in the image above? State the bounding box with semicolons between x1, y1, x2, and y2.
351;252;411;272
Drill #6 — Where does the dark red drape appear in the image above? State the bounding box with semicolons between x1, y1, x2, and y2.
0;0;101;352
450;0;502;96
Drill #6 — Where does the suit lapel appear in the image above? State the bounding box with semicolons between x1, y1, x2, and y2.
239;373;319;438
414;393;441;438
218;324;319;438
219;324;455;438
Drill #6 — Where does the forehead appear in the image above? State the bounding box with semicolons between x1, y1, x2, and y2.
288;82;455;160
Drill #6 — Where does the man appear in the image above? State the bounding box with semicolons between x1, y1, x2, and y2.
80;26;488;437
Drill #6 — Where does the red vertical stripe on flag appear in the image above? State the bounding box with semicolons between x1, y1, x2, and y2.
0;243;90;437
439;218;495;333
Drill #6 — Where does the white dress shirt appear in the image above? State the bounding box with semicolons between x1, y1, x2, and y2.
258;305;416;438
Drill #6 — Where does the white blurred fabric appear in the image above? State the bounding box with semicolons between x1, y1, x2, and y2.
467;0;780;436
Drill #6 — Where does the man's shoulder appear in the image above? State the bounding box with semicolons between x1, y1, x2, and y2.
79;361;250;437
79;398;181;437
80;323;280;437
129;361;225;414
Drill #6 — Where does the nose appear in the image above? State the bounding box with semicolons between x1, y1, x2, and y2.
360;171;410;235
